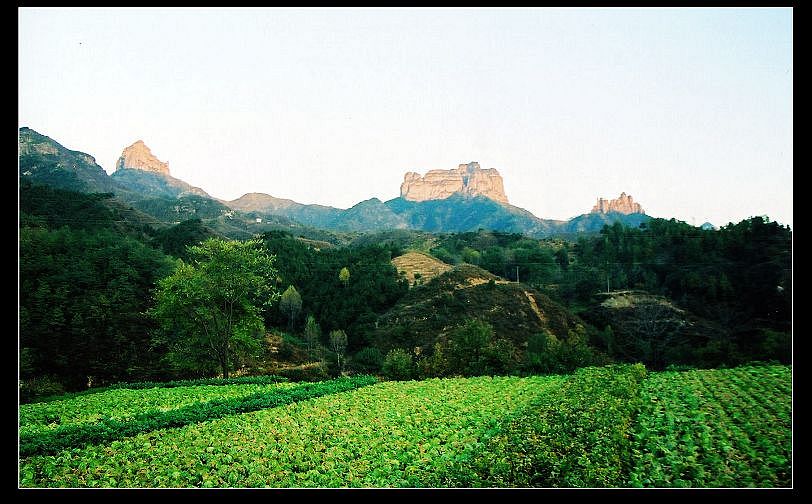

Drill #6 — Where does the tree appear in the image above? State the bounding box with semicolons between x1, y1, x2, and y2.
303;314;321;357
446;319;519;376
339;267;350;288
151;238;279;379
329;329;348;374
555;247;569;270
279;285;302;330
481;246;506;277
462;247;481;265
611;298;685;370
446;319;492;376
632;299;685;370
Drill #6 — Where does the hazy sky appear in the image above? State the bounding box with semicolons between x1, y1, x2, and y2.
19;7;792;227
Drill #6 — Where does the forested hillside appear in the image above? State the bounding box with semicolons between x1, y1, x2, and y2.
18;181;791;399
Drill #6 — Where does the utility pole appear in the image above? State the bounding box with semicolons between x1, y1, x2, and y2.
606;260;610;293
516;265;520;284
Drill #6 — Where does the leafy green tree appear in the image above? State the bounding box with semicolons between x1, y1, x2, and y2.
481;246;506;277
525;328;604;374
151;238;279;379
329;329;348;374
462;247;481;265
446;319;519;377
339;267;350;288
303;314;321;357
430;247;456;265
446;319;493;376
382;348;414;381
416;342;449;378
279;285;302;330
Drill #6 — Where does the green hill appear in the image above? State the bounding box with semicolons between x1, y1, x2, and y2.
111;169;210;200
384;194;563;236
19;127;122;194
367;263;585;356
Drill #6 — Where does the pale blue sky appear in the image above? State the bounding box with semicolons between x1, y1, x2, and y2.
19;7;792;227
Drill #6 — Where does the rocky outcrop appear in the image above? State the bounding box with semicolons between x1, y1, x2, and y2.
400;162;509;204
112;139;211;199
18;127;119;194
116;140;170;175
591;192;644;214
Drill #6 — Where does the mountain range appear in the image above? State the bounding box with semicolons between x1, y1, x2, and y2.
18;127;651;238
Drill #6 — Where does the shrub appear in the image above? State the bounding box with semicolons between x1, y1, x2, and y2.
416;342;449;379
20;376;65;403
278;362;329;382
351;347;385;373
382;348;414;381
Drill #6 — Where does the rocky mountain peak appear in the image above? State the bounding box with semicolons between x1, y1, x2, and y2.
116;140;170;175
591;192;644;214
400;161;509;204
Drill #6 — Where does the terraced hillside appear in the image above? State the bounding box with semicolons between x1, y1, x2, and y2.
391;251;452;286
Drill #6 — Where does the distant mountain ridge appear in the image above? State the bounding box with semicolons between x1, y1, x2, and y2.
19;127;652;237
19;127;121;195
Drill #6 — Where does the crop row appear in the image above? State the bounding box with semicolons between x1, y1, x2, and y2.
629;365;791;487
21;382;300;438
25;375;289;404
445;363;648;487
20;375;565;487
19;376;376;458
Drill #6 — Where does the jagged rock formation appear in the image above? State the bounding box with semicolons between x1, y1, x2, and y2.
400;162;508;204
116;140;170;175
591;192;644;214
111;140;210;199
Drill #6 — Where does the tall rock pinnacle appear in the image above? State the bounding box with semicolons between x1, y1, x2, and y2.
116;140;170;175
400;162;509;204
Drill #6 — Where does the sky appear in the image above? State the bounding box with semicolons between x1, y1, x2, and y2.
18;7;792;228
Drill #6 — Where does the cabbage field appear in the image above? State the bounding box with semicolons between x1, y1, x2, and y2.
18;364;791;488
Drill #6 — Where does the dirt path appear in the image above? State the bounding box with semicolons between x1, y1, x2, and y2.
524;291;546;323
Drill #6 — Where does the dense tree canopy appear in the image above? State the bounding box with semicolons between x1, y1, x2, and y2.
20;227;175;389
261;231;409;349
151;218;217;260
574;217;791;367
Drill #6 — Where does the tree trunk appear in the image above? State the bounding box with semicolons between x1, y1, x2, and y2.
224;340;229;379
220;349;229;379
